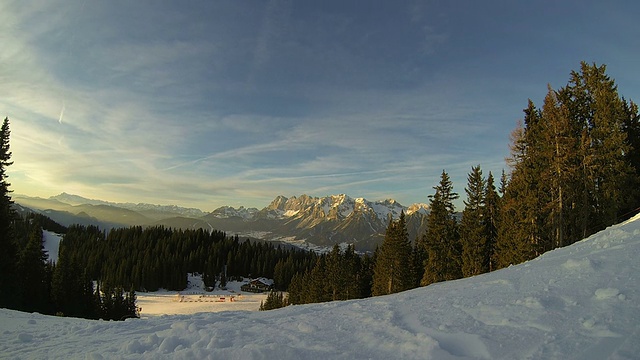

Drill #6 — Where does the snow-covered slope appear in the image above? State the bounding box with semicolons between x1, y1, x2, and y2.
2;215;640;359
42;230;62;263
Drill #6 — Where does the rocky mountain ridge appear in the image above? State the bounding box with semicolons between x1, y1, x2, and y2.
209;194;428;220
197;194;430;250
16;193;431;251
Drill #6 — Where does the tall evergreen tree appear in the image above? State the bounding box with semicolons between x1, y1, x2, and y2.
459;165;488;277
559;62;635;235
495;105;546;268
51;245;96;318
16;224;51;313
0;117;19;308
498;62;637;269
357;252;374;298
539;86;577;248
483;172;500;272
421;170;460;286
410;236;426;288
329;244;361;300
326;244;347;300
620;99;640;215
372;212;414;295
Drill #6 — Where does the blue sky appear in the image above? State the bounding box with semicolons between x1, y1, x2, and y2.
2;1;639;211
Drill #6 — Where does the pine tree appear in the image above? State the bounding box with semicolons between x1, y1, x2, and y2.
421;170;460;286
259;290;287;311
372;212;414;296
342;244;362;300
357;252;374;298
325;244;361;300
483;172;500;272
219;268;227;289
307;257;329;303
326;244;345;300
126;286;139;319
51;244;97;318
286;272;305;305
559;62;634;235
460;165;488;277
539;86;577;248
410;237;426;288
0;117;19;308
495;105;546;268
621;99;640;215
497;62;637;269
16;223;51;313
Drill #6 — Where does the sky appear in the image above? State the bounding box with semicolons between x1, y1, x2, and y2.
2;1;640;211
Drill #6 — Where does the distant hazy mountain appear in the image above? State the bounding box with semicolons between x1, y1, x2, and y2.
49;193;206;220
15;193;431;251
13;194;153;228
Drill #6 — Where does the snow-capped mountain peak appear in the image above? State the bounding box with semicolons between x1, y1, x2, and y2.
236;194;430;250
262;194;407;222
209;205;258;220
406;203;430;215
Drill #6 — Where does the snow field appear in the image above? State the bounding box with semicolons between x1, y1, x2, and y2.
42;230;62;263
2;214;640;359
136;278;269;317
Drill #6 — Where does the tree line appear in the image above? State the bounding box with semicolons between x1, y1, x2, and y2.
2;62;639;314
60;224;317;293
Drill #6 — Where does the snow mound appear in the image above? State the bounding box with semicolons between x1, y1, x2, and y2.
2;216;640;359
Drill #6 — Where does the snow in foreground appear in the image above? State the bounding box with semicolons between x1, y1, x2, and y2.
3;216;640;359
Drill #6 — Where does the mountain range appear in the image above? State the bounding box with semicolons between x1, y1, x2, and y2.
14;193;430;251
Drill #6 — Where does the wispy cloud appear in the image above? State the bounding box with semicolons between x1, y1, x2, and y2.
6;1;632;210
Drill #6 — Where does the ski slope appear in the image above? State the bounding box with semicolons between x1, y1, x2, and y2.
2;215;640;359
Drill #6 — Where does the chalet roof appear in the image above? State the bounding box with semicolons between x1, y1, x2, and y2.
252;277;274;286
